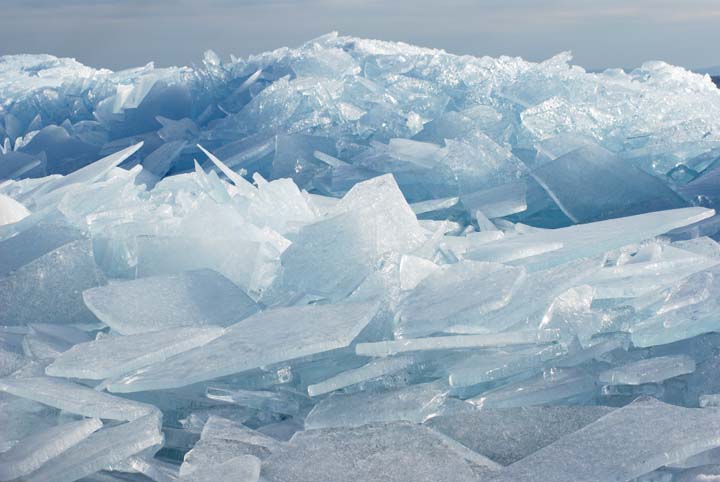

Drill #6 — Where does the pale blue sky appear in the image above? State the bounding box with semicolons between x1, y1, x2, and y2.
0;0;716;71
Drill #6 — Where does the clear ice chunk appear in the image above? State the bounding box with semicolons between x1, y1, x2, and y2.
0;240;105;325
307;356;415;397
0;418;102;481
395;261;526;338
598;355;696;385
532;144;688;223
0;194;30;226
425;405;613;465
23;413;163;482
465;207;714;270
305;382;447;429
106;301;378;392
82;269;259;335
0;377;157;421
469;367;597;408
356;331;558;357
179;416;279;476
490;397;720;482
262;422;494;482
45;326;225;380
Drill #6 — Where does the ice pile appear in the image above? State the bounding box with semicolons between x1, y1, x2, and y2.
3;34;720;482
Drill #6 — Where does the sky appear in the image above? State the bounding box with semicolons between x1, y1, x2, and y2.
0;0;717;72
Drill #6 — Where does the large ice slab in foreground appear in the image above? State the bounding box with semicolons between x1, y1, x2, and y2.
106;301;379;392
83;269;259;334
45;326;225;380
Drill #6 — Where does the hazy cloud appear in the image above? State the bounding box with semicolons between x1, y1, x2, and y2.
0;0;717;70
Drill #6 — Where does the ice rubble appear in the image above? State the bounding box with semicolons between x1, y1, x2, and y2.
3;33;720;482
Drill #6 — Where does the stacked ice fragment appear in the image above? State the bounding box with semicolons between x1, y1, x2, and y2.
3;32;720;481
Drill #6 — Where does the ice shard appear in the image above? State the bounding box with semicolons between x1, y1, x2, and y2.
0;377;157;421
305;383;447;429
82;269;259;335
531;144;688;223
262;422;495;482
23;414;163;482
46;326;225;379
394;261;526;338
490;398;720;482
0;418;102;481
599;355;696;385
425;405;613;465
106;301;379;392
0;240;105;325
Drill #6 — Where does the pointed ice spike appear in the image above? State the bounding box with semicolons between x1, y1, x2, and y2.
197;143;253;191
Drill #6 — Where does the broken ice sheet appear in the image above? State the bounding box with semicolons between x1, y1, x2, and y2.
0;193;30;226
447;343;566;388
631;268;720;347
206;386;301;415
531;144;687;223
304;382;447;429
307;355;415;397
179;454;260;482
0;221;78;279
425;405;613;466
0;239;106;325
469;367;597;408
465;207;714;270
269;174;425;303
0;418;102;481
45;326;225;380
262;422;497;482
179;416;280;477
106;301;379;393
0;377;157;421
82;269;259;335
589;242;720;299
356;331;559;357
395;260;526;338
599;355;696;385
23;413;163;482
490;397;720;482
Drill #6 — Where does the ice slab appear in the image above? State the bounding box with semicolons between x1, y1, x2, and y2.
0;194;30;226
356;331;558;357
465;207;715;270
490;397;720;482
305;382;447;429
532;144;688;223
447;343;566;387
82;269;259;335
631;268;720;347
179;454;260;482
307;356;415;397
180;416;280;476
395;261;526;338
0;418;102;481
206;387;301;415
425;405;613;465
469;367;597;408
46;326;225;379
262;422;495;482
0;239;105;325
106;301;379;392
599;355;696;385
0;377;157;421
0;221;85;277
23;413;163;482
